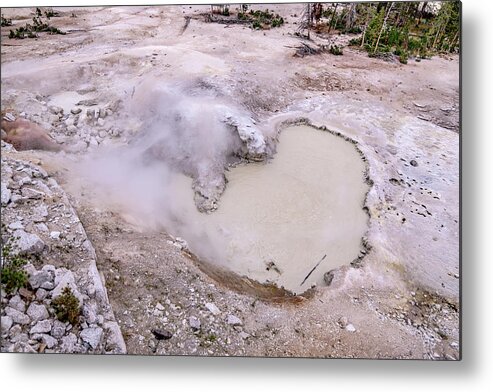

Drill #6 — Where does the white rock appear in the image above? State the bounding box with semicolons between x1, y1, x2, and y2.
1;182;11;205
30;319;53;334
5;307;30;324
51;320;67;339
80;327;103;349
82;304;97;324
205;302;221;316
29;270;53;289
26;303;49;323
226;314;242;326
9;295;26;312
32;205;49;222
36;288;48;301
52;269;83;306
155;302;165;311
103;321;126;354
8;221;24;230
21;187;45;199
1;316;13;334
345;323;356;332
12;230;45;255
48;105;63;115
60;333;78;353
50;231;61;240
239;331;250;339
12;342;36;353
32;333;58;348
189;316;201;331
36;223;49;232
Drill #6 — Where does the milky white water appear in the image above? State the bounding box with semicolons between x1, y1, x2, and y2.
170;124;369;294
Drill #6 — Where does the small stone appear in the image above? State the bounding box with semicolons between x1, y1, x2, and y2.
51;320;66;339
29;270;53;289
1;316;13;334
52;269;83;305
82;304;97;324
21;187;45;199
71;107;82;115
345;323;356;332
36;288;48;301
226;314;242;326
60;333;77;353
205;302;221;316
32;333;57;349
152;329;173;340
13;341;37;353
18;287;35;301
80;327;103;349
26;303;49;323
5;307;30;325
13;230;45;255
8;221;24;230
9;324;22;338
239;331;250;339
337;316;348;328
1;182;11;205
9;295;26;312
97;118;105;127
49;105;63;115
79;99;98;107
50;231;61;240
30;319;53;334
36;223;49;232
189;316;201;331
324;270;335;286
410;160;418;167
155;302;165;311
32;205;49;222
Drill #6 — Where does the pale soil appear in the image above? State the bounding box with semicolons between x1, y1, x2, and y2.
1;5;459;359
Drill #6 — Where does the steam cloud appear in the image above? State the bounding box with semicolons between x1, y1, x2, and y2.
74;78;263;263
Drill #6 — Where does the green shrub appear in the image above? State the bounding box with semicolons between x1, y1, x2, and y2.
1;244;29;294
52;286;80;325
349;37;362;46
329;45;343;55
8;11;65;39
399;52;409;64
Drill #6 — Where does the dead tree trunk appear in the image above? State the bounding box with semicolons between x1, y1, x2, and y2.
327;3;338;35
360;4;373;48
373;2;393;54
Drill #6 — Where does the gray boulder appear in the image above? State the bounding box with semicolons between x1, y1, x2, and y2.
5;307;30;325
30;319;53;334
26;303;49;323
80;327;103;349
12;230;45;255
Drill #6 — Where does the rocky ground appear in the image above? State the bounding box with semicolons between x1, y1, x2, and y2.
1;149;125;353
1;5;459;358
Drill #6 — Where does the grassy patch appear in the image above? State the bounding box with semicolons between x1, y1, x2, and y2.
52;286;80;325
1;244;29;294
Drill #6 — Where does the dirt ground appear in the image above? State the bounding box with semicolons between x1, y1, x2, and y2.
1;5;459;359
